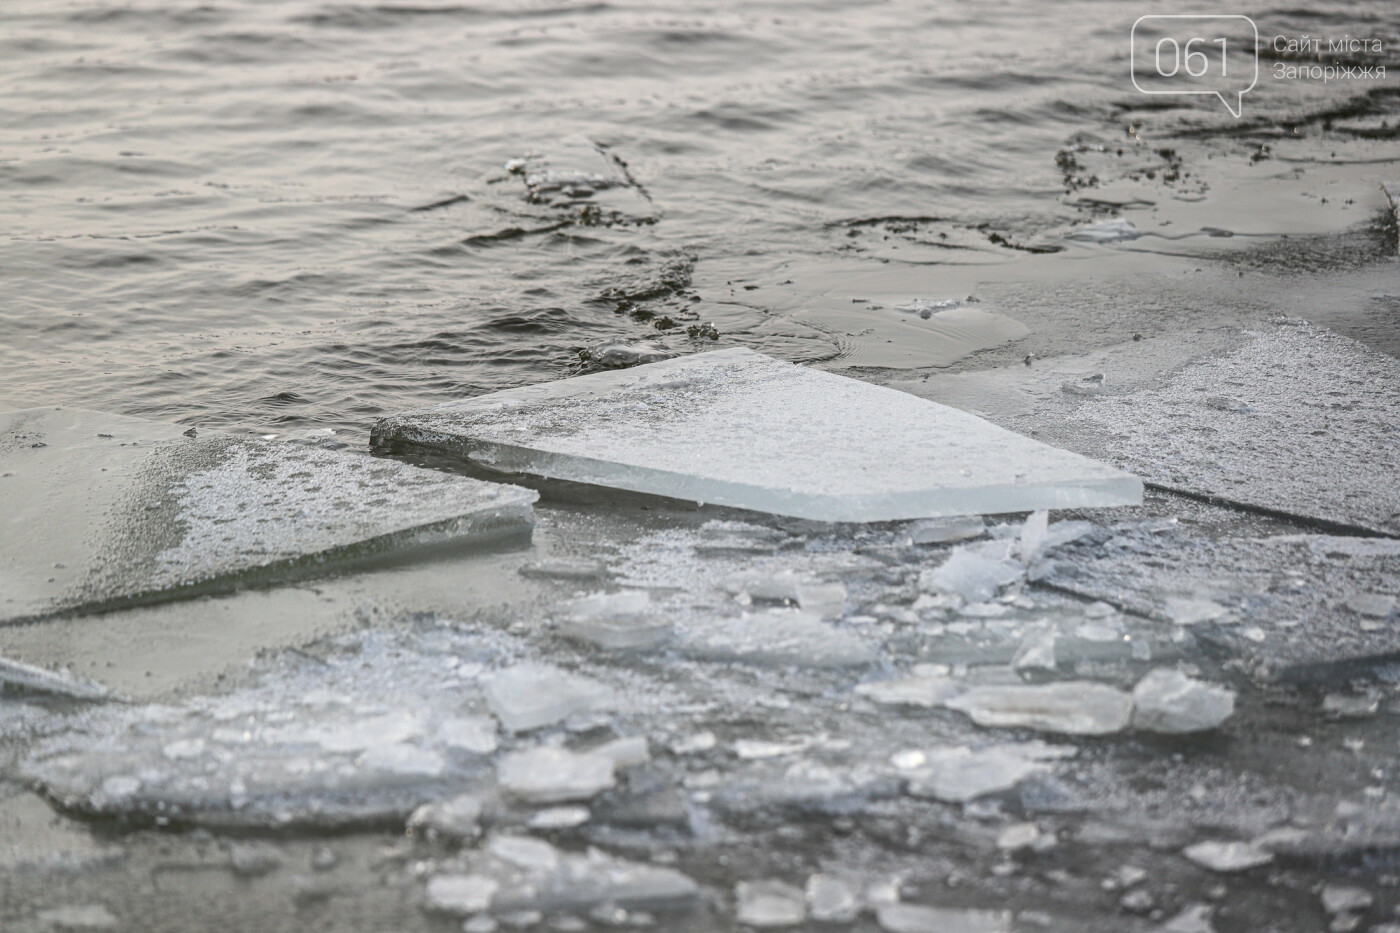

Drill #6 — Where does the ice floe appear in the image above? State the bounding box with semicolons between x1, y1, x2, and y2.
0;407;536;623
372;349;1141;522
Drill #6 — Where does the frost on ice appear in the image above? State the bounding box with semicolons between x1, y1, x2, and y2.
371;349;1141;522
0;407;537;623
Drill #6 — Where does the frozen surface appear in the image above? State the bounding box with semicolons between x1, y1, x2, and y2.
372;349;1141;522
6;500;1400;930
1067;323;1400;535
1040;518;1400;676
0;408;537;623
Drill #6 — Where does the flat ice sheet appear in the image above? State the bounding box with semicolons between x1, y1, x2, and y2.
898;322;1400;535
372;349;1141;522
1070;322;1400;535
0;408;537;623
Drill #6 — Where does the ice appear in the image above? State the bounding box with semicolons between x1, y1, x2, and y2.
1131;670;1235;734
893;297;964;319
724;572;846;620
1181;840;1274;872
519;558;611;582
902;742;1070;803
484;665;615;732
735;880;807;927
1160;904;1215;933
424;835;697;918
1011;629;1057;674
425;874;499;916
32;905;119;930
907;516;986;545
15;626;519;829
408;793;483;841
996;822;1048;852
876;903;1012;933
1018;510;1049;562
580;342;676;369
438;716;499;755
1069;323;1400;535
670;731;717;754
805;874;861;923
497;747;616;803
1320;885;1373;915
593;735;649;769
678;609;876;668
372;349;1141;522
527;806;591;829
0;407;537;623
919;542;1025;603
556;592;671;650
1161;597;1230;626
1066;218;1141;243
1039;524;1400;674
0;657;108;701
1345;593;1396;618
856;670;961;708
229;843;282;877
945;682;1133;735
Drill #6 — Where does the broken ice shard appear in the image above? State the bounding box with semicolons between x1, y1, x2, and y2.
372;349;1141;522
0;407;537;624
497;746;616;803
0;656;108;701
901;742;1070;803
483;664;615;732
1131;669;1235;734
945;682;1133;735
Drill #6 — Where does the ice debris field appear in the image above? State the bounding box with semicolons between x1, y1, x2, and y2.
3;340;1400;932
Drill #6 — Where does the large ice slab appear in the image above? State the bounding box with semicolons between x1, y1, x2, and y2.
0;407;537;623
896;322;1400;535
372;349;1141;522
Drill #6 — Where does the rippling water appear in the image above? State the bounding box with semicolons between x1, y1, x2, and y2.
1;0;1396;438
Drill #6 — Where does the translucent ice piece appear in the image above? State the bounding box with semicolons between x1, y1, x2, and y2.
877;903;1012;933
677;610;876;668
0;407;537;623
497;747;616;803
1131;669;1235;734
945;682;1133;735
372;349;1142;523
483;664;615;733
735;880;807;928
903;743;1068;803
0;656;108;701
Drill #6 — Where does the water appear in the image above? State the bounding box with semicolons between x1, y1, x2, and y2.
2;0;1395;441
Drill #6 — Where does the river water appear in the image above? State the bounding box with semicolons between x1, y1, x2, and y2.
0;0;1396;436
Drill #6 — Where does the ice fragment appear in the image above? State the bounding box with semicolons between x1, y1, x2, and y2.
945;682;1133;735
735;880;806;927
1131;669;1234;734
372;349;1141;522
1181;840;1274;872
484;666;615;733
497;747;615;803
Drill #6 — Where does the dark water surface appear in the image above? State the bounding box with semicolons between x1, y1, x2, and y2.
1;0;1396;437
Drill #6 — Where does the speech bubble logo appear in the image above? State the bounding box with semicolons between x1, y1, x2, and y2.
1131;14;1259;118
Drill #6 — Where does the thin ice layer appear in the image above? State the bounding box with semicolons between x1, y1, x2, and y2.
372;349;1141;522
1066;323;1400;535
0;407;537;623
